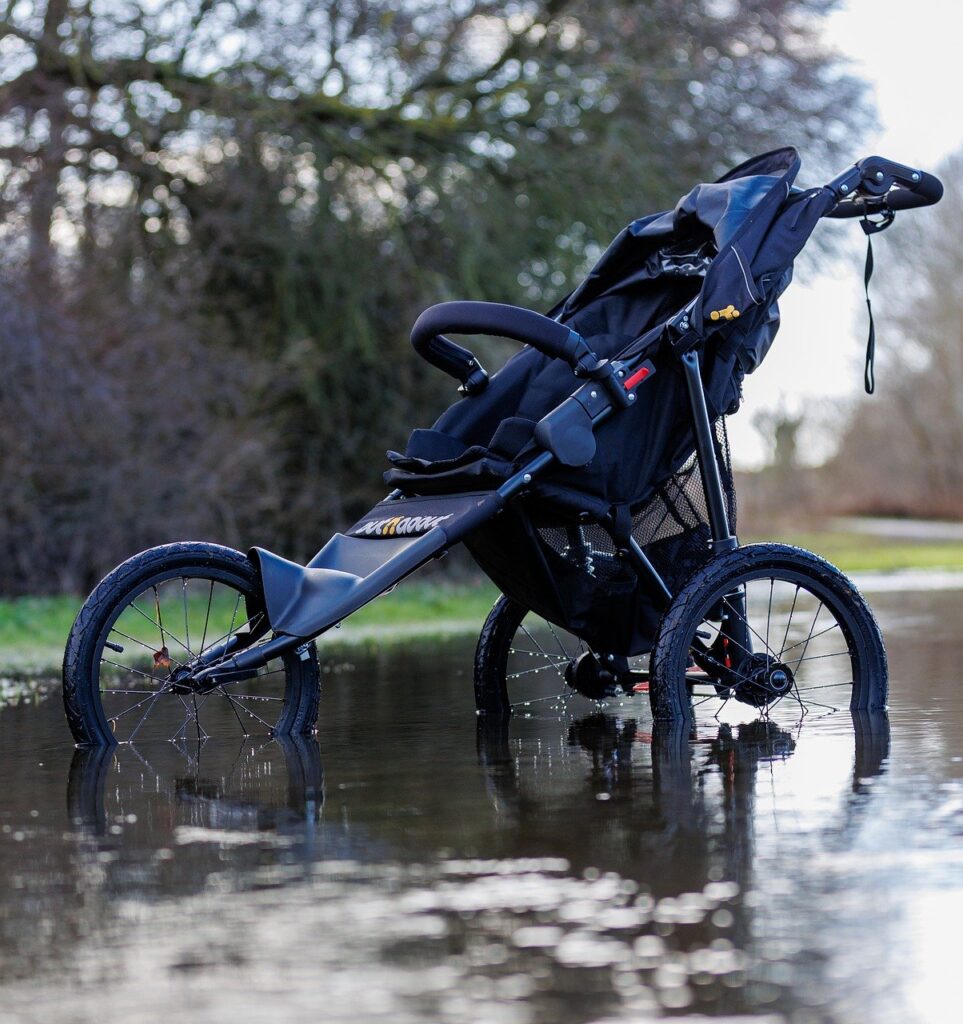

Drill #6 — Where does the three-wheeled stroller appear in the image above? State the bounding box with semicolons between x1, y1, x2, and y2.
62;148;942;746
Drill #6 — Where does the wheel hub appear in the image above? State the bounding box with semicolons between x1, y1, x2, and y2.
564;651;624;700
166;662;258;695
732;655;795;708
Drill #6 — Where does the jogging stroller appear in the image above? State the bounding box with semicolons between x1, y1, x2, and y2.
62;148;942;747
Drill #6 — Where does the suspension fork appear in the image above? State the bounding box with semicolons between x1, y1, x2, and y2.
680;350;751;659
680;351;735;551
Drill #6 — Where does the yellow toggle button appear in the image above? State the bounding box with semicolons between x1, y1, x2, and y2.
709;305;740;321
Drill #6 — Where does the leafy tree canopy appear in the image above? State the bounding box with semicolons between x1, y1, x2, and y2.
0;0;868;587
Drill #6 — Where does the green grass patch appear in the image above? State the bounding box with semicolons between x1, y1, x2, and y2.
1;533;961;681
0;581;501;679
744;531;963;573
0;595;82;666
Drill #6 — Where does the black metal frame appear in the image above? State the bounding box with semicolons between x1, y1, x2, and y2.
179;151;945;694
190;340;740;688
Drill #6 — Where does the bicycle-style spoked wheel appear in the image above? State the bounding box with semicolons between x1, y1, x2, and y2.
63;543;320;747
649;544;887;721
474;596;647;715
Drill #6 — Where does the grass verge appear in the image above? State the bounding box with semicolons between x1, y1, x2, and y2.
1;531;961;680
743;531;963;573
0;581;501;679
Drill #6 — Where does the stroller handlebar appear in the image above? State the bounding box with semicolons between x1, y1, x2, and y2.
825;155;943;219
411;155;942;393
411;301;593;394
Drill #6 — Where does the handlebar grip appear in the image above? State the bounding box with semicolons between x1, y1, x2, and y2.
411;301;589;393
885;169;943;208
827;157;943;218
411;326;490;394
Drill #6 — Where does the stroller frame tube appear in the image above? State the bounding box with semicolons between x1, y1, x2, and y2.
680;350;737;552
192;456;561;685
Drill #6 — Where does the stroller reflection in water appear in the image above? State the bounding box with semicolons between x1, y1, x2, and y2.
65;707;890;910
67;735;325;843
476;711;890;873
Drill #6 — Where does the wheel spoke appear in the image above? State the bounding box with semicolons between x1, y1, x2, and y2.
766;577;774;657
182;578;191;659
518;623;569;684
200;580;215;653
87;563;302;744
218;694;285;701
194;609;263;662
692;647;762;693
101;688;167;696
788;602;823;675
508;647;569;659
780;620;840;658
225;694;276;731
128;599;192;660
154;585;168;651
722;595;779;661
218;686;250;736
793;695;840;712
508;662;571;680
125;690;166;741
778;585;800;659
545;621;571;661
100;658;170;685
794;650;851;663
512;691;570;708
107;690;169;721
108;627;186;665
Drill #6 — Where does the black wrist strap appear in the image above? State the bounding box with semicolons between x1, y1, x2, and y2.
860;209;895;395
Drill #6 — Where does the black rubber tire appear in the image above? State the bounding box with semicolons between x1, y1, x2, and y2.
474;594;529;716
648;543;888;722
63;542;321;747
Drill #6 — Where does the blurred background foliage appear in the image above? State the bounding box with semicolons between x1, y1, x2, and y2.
0;0;911;594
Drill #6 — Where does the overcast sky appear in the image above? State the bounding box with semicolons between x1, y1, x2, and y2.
729;0;962;468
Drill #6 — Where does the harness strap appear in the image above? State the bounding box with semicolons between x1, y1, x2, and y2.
860;209;895;394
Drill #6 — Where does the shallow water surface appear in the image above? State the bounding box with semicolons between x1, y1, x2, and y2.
0;585;960;1023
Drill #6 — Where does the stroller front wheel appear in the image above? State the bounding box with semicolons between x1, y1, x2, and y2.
648;543;888;721
63;542;322;747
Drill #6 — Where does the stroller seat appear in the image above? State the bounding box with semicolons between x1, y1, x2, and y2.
385;417;536;495
381;148;817;654
385;150;803;510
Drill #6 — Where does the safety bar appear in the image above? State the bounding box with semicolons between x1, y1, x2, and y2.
410;300;596;395
826;155;943;219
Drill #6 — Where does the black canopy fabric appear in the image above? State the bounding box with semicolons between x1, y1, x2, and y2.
384;148;835;654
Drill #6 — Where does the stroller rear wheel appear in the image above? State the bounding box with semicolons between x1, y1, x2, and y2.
474;596;644;715
649;543;887;721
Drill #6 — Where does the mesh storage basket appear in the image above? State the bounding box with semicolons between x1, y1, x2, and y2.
535;418;737;594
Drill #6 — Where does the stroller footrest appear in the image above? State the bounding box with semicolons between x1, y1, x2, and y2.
250;491;504;638
251;532;444;638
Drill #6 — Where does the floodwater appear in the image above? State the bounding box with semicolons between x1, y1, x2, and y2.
0;584;961;1024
